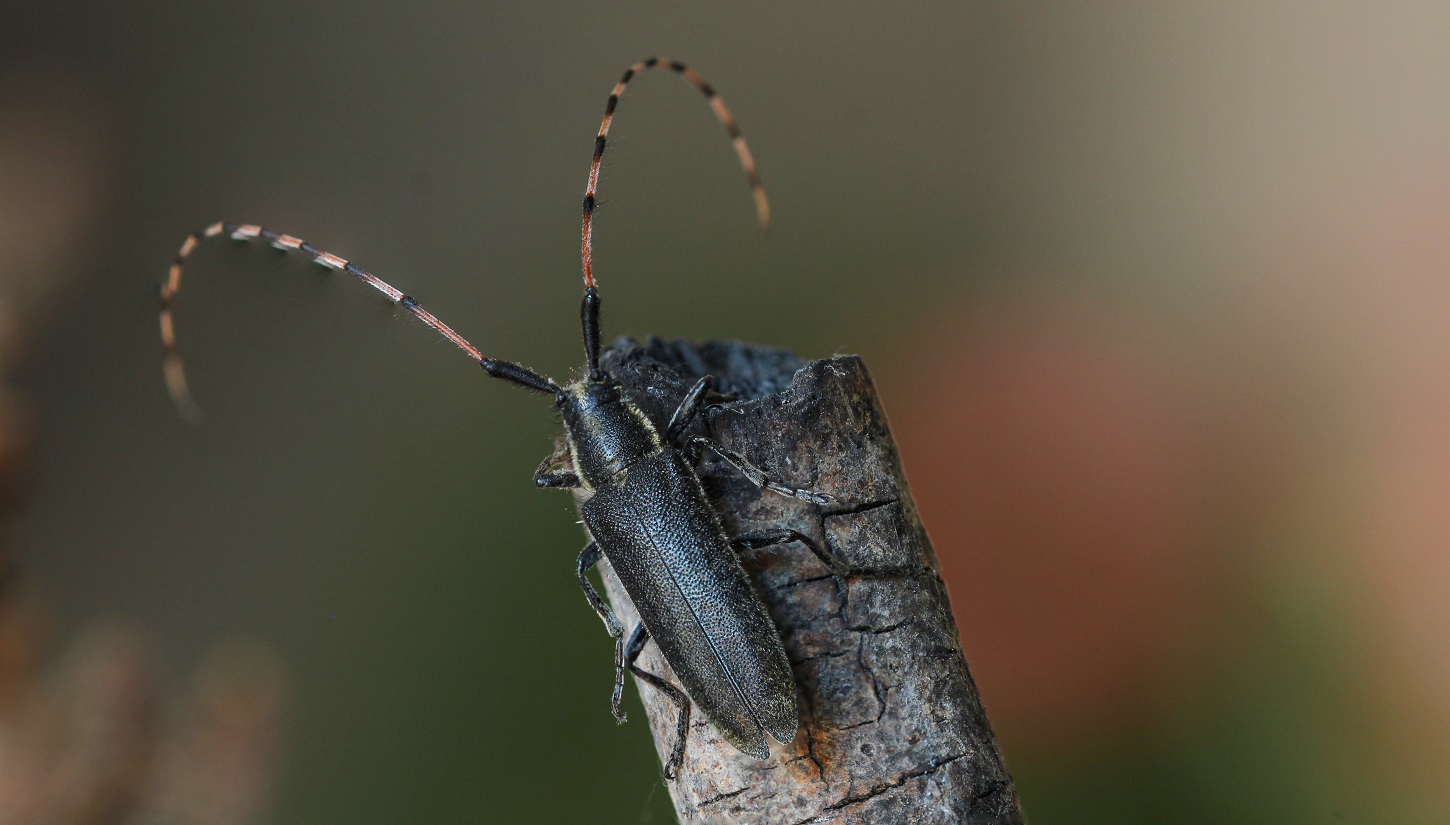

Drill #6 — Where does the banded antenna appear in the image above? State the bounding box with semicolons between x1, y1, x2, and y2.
158;223;558;420
580;57;769;290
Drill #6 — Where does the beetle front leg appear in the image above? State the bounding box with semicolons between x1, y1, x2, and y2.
624;622;692;780
666;376;739;446
665;375;714;445
535;449;580;489
691;437;835;504
576;542;629;723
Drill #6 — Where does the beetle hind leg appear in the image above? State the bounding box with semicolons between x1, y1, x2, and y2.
576;543;628;723
733;528;850;595
624;622;692;780
578;546;693;776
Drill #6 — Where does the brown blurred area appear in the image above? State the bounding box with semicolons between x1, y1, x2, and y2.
884;91;1450;825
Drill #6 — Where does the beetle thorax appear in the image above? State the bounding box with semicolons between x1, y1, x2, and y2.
559;376;663;488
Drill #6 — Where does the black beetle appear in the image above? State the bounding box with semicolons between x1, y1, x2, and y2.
158;58;846;778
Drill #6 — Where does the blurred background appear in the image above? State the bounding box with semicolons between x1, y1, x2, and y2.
2;1;1449;822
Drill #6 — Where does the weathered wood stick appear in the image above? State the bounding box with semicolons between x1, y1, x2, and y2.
573;338;1024;824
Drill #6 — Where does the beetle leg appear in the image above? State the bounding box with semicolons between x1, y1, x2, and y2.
666;376;740;445
535;450;580;489
665;375;714;444
577;542;629;723
733;528;849;595
680;436;704;467
690;437;835;504
624;622;692;780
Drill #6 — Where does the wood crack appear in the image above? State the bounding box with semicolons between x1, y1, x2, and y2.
821;497;898;518
698;785;749;808
825;752;971;812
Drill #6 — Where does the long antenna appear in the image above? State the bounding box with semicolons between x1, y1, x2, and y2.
580;57;769;290
159;223;559;419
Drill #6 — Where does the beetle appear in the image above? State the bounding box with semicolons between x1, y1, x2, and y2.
157;58;847;778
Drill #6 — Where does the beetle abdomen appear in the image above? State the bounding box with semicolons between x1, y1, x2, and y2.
581;452;799;758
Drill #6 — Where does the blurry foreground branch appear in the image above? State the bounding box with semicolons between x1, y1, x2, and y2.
0;617;285;825
0;71;287;825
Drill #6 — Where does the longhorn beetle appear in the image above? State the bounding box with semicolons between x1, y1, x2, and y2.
157;58;847;778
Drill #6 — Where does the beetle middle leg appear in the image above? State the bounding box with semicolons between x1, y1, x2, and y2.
733;528;849;593
690;437;834;504
576;542;629;723
624;622;692;780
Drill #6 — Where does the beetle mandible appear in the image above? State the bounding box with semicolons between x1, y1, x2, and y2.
157;57;848;778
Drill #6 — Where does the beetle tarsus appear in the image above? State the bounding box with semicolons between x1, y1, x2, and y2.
576;543;628;723
625;622;691;779
534;450;580;489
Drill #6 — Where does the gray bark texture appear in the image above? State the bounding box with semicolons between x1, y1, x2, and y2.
572;338;1024;825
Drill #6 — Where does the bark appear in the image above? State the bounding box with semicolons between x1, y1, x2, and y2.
574;338;1024;825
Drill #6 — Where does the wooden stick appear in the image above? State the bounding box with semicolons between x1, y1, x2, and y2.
576;338;1024;824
